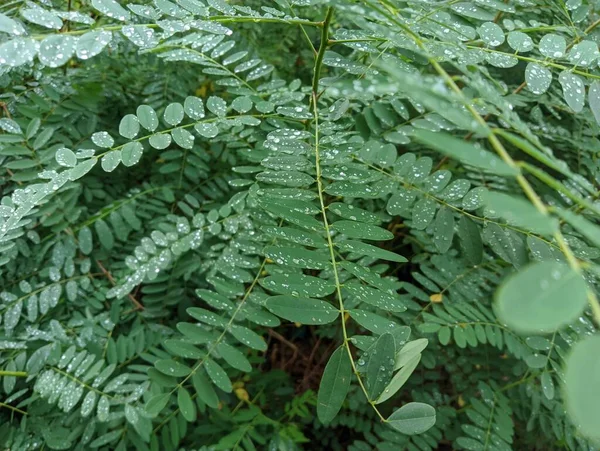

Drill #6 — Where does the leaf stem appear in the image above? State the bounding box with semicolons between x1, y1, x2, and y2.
311;7;387;423
0;402;27;415
0;370;27;377
311;7;334;98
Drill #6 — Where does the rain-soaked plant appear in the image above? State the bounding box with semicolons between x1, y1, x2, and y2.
2;0;600;449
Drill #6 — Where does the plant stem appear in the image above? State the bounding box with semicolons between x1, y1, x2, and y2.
311;7;334;97
311;7;387;423
0;402;27;415
0;370;27;377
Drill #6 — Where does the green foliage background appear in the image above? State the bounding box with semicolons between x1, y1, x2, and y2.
1;0;600;449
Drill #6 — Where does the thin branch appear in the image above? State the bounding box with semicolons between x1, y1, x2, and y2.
96;260;144;310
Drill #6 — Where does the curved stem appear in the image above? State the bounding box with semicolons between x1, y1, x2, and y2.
311;7;386;423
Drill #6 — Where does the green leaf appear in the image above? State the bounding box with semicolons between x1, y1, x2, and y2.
394;338;428;370
97;395;110;421
171;127;195;149
433;207;454;253
55;148;77;168
525;63;552;95
136;105;158;131
194;122;219;138
266;295;339;325
207;96;227;117
412;198;437;230
91;0;130;21
216;342;251;372
494;261;588;333
187;307;227;327
39;35;76;68
26;117;41;139
205;358;232;392
541;371;554;400
90;430;121;448
92;131;114;148
95;219;114;250
344;283;406;313
256;170;314;188
0;12;26;35
145;393;170;417
349;309;408;341
33;127;53;149
332;220;393;240
377;354;421;404
155;359;192;377
76;31;112;60
555;207;600;248
590;81;600;126
507;31;533;52
387;402;436;435
78;227;93;255
192;370;219;408
124;404;139;426
163;340;203;359
0;38;37;68
412;130;518;177
539;33;566;58
457;216;482;265
262;225;325;248
260;203;322;231
264;246;329;270
229;325;267;351
164;103;184;126
568;40;598;67
317;346;352;424
451;2;495;20
339;261;398;293
329;202;380;224
184;96;205;120
478;22;504;47
81;391;97;417
564;334;600;440
149;133;171;149
119;114;140;139
261;273;335;298
485;191;558;235
178;387;196;422
22;8;62;30
387;187;416;216
494;130;574;179
558;71;585;113
365;333;395;400
336;240;407;262
121;142;143;167
232;96;252;113
177;323;214;344
101;151;121;172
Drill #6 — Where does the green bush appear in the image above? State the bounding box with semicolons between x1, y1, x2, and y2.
1;0;600;449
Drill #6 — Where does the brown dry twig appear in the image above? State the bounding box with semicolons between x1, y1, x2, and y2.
96;260;144;310
268;329;299;370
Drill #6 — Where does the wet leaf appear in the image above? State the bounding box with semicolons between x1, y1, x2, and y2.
495;261;588;333
317;346;351;424
387;402;436;435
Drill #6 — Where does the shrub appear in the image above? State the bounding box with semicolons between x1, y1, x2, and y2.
1;0;600;449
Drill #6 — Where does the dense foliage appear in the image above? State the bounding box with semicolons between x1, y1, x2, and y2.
2;0;600;449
